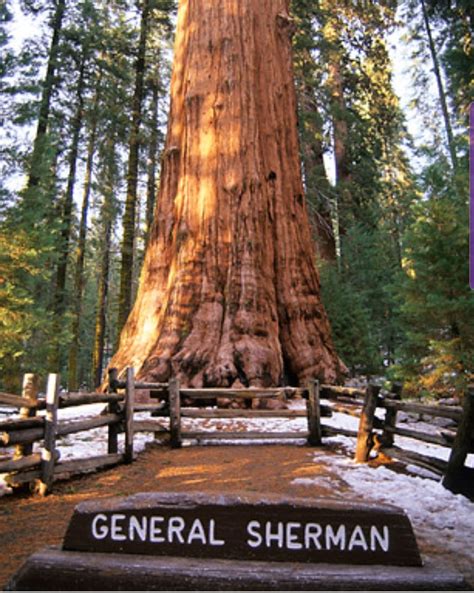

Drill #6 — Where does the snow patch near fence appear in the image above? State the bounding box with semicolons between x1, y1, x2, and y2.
293;443;474;582
1;397;473;496
0;404;156;497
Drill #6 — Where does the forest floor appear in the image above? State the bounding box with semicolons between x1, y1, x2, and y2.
1;441;473;590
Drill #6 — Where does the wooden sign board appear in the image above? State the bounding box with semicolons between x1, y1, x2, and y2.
63;492;422;567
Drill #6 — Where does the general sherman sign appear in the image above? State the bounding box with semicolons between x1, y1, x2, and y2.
63;492;422;566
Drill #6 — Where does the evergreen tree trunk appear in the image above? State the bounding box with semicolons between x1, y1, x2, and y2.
328;57;349;259
27;0;66;189
117;0;151;337
92;217;112;388
145;66;161;245
109;0;344;387
49;55;86;371
68;74;102;390
92;134;116;387
420;0;458;170
299;76;336;262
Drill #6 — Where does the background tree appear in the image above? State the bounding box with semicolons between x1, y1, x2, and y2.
393;0;473;396
291;0;414;375
0;0;471;397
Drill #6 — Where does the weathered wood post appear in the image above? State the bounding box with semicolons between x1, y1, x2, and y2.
306;379;322;446
124;367;135;463
14;373;40;461
37;373;60;496
107;368;120;455
355;383;381;463
169;377;182;449
381;381;403;448
443;386;474;493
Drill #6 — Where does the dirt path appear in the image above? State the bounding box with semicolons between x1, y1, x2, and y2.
0;443;471;589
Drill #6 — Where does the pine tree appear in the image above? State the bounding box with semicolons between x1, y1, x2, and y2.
116;0;152;338
0;0;15;212
291;0;414;374
396;161;473;396
394;0;473;396
25;0;66;191
67;69;102;390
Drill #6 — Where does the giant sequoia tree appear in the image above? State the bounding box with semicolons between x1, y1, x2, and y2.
109;0;344;387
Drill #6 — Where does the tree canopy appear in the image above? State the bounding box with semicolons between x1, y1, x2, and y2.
0;0;471;397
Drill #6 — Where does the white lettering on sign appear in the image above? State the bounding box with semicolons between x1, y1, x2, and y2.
265;521;284;548
348;525;368;551
129;515;147;542
91;514;227;546
247;520;263;548
326;525;346;550
286;522;303;550
150;517;165;543
167;516;185;544
89;513;390;554
209;519;225;546
91;514;108;540
304;523;322;549
371;525;389;552
187;519;206;544
111;514;127;541
244;521;389;553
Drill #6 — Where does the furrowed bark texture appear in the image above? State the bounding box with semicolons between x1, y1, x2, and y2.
110;0;345;388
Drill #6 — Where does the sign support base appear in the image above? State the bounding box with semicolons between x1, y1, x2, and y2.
7;547;467;591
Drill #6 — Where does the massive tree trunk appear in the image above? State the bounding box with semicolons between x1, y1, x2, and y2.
109;0;345;387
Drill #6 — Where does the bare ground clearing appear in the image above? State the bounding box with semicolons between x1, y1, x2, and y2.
0;442;471;589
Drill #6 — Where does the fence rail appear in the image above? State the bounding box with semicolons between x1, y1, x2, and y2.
352;383;473;497
0;373;126;495
1;370;472;498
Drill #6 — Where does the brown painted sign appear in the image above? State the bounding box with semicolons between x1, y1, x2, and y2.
63;492;422;566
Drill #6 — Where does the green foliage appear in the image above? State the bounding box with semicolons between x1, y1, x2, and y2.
0;0;470;399
320;262;380;375
394;159;473;396
422;0;473;126
321;222;403;375
0;227;55;388
0;0;174;388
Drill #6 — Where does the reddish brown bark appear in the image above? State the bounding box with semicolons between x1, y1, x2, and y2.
109;0;345;387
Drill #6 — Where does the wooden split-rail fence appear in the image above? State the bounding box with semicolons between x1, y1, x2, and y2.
353;383;474;495
0;370;473;497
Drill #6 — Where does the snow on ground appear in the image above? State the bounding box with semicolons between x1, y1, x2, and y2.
56;404;156;461
293;440;474;582
1;394;473;581
2;396;473;573
2;397;472;473
0;404;156;497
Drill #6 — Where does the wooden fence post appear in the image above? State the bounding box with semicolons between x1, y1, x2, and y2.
169;377;182;449
107;368;119;455
37;373;60;496
124;367;135;463
355;383;381;463
443;386;474;492
306;380;322;446
381;381;403;448
14;373;39;461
